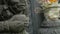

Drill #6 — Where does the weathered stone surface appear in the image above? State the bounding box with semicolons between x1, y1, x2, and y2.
39;28;60;34
0;0;29;34
0;14;29;33
34;0;60;34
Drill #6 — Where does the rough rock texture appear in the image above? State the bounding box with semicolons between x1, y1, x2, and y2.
0;14;29;34
39;12;60;34
0;0;29;34
33;0;60;34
